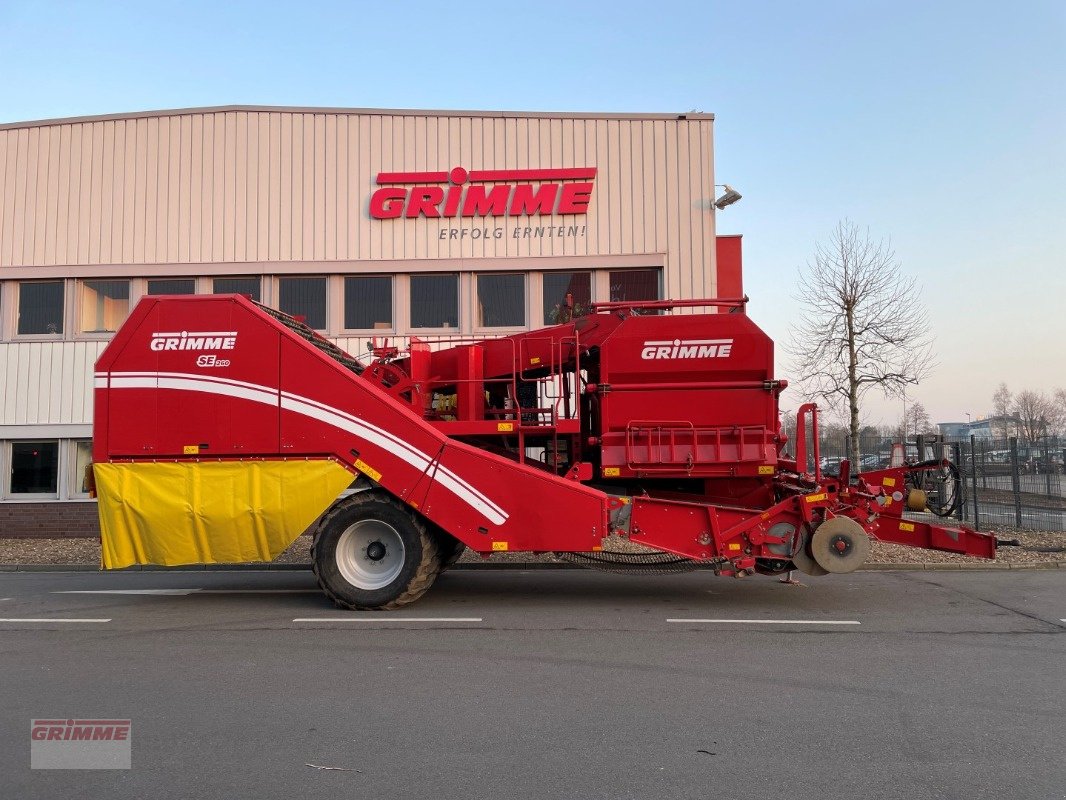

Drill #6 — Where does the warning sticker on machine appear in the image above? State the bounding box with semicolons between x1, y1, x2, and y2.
492;541;509;551
899;522;915;532
804;492;828;503
354;459;382;483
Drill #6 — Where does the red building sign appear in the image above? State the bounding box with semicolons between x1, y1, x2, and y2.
370;167;596;219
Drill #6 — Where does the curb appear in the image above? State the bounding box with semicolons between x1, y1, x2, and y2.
0;561;1063;573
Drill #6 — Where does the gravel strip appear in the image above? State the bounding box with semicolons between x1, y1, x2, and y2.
0;526;1062;568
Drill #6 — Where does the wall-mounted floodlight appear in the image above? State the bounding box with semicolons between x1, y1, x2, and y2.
713;184;742;210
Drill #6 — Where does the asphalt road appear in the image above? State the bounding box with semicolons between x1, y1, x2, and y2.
1;568;1063;800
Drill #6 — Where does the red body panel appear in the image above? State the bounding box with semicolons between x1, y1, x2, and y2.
94;296;606;554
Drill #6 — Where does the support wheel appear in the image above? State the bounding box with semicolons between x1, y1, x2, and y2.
809;516;871;574
791;530;829;577
312;491;441;610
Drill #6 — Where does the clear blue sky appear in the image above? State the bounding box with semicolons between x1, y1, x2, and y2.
1;0;1063;426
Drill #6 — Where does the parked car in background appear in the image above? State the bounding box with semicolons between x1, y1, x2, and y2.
819;457;843;476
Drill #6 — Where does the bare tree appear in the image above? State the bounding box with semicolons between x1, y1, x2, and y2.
788;220;933;469
900;400;934;439
991;382;1015;439
1014;390;1062;443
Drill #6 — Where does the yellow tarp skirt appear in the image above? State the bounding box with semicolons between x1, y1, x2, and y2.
94;460;354;569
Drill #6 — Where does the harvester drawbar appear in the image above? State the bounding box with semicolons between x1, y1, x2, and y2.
90;294;1003;608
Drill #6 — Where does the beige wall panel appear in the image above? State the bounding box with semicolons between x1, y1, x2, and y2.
89;122;106;265
0;109;716;298
0;132;12;265
144;117;159;264
120;120;135;263
0;340;106;425
188;115;202;263
25;128;41;266
41;123;59;264
10;129;25;265
99;122;114;263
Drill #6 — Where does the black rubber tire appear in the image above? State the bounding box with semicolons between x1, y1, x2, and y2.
436;531;467;572
311;491;441;610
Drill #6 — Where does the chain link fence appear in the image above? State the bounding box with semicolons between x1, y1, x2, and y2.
817;435;1064;532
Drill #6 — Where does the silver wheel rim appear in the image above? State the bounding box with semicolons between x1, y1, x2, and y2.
335;520;406;590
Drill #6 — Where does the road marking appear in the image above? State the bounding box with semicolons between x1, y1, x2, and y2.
200;589;320;594
53;589;202;595
293;617;483;623
52;589;320;595
667;618;860;625
0;618;111;623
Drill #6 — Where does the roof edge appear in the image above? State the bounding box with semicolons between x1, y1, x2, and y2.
0;105;715;132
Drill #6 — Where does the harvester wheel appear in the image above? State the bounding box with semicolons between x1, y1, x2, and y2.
790;530;829;577
436;533;467;572
312;491;441;610
809;516;871;574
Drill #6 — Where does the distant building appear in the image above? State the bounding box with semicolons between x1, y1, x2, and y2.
938;420;994;440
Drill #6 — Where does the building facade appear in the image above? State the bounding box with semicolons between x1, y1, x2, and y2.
0;106;739;535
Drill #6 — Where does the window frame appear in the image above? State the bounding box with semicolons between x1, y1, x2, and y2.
4;439;61;500
341;274;396;334
211;276;263;303
541;270;594;326
145;277;198;297
474;272;528;332
76;278;132;338
69;439;94;499
277;275;329;331
606;267;663;304
14;279;67;339
408;272;461;333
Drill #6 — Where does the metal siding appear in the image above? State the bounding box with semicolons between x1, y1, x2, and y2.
0;108;717;427
0;341;108;425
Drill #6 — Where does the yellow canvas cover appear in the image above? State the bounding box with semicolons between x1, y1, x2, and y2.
94;460;354;568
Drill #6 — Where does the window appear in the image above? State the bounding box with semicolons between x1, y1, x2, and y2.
410;274;458;329
344;276;393;330
79;279;130;333
279;276;327;329
17;281;65;335
72;440;93;496
9;441;59;495
543;271;592;324
477;273;525;328
213;277;261;301
147;278;196;296
609;269;661;303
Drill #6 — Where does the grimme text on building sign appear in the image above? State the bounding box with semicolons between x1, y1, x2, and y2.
370;167;596;219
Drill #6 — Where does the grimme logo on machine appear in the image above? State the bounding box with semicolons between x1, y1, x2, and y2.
149;330;238;352
369;166;596;219
641;338;734;360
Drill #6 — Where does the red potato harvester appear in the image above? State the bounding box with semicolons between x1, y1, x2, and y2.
89;294;1006;609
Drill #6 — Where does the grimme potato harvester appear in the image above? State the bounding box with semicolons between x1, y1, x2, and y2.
90;294;1002;608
